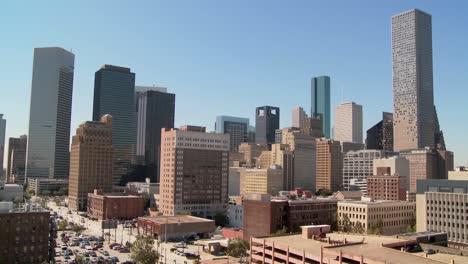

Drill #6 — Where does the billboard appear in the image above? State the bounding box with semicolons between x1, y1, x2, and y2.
101;219;118;229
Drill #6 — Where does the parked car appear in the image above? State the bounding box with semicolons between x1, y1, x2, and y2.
424;248;436;254
118;247;130;253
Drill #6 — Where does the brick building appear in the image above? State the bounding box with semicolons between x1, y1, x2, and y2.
87;190;144;220
367;175;407;201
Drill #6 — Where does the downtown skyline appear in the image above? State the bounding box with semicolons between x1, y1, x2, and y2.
1;1;467;165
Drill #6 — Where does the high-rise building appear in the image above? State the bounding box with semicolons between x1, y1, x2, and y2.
292;107;307;129
342;150;385;195
0;114;5;180
26;47;75;180
6;135;27;184
93;65;136;186
136;88;175;182
392;9;438;151
240;167;284;195
316;138;343;192
68;115;113;211
333;102;363;144
366;112;393;152
215;116;249;152
159;127;230;217
238;143;268;166
311;76;331;138
255;106;280;146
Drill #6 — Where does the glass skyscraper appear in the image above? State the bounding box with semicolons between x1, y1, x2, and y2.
255;106;280;146
25;47;75;180
215;115;249;151
311;76;331;138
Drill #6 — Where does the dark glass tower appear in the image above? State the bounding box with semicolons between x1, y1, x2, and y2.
136;89;175;182
366;112;394;152
255;106;280;146
311;76;331;138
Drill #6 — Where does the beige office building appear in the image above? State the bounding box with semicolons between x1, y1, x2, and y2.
159;127;230;217
240;167;283;195
256;144;294;190
338;200;415;235
373;156;409;176
68;115;114;211
316;138;343;192
239;142;268;166
333;102;363;144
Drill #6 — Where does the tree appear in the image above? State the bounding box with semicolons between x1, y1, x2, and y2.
315;189;333;197
214;211;228;227
369;219;384;235
72;224;86;234
406;217;416;233
339;214;352;233
353;221;365;234
75;256;86;264
131;235;159;264
41;190;51;196
58;220;68;231
272;226;287;236
227;238;249;262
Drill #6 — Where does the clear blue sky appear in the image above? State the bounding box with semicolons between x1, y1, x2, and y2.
1;0;467;166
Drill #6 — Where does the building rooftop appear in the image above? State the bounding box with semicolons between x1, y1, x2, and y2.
338;199;414;205
261;233;445;264
138;215;214;225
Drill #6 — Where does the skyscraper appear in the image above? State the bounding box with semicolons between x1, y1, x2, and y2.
68;115;113;211
392;9;436;151
292;107;307;128
333;102;363;144
26;47;75;180
255;106;280;146
215;116;249;152
6;135;27;184
342;149;385;195
316;138;343;192
136;88;175;182
93;65;136;185
311;76;331;138
366;112;394;152
0;114;5;180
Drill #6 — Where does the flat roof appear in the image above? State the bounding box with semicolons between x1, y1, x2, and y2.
263;234;445;264
139;215;214;224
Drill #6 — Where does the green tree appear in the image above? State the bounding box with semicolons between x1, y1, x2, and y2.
131;235;159;264
72;224;86;234
272;226;287;236
58;220;68;231
315;189;333;197
214;211;228;227
339;214;352;233
75;256;86;264
353;221;365;234
406;217;416;233
227;238;249;262
41;190;51;196
369;219;384;235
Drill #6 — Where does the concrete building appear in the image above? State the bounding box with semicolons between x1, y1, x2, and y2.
366;112;393;152
373;156;409;177
416;179;468;244
448;170;468;180
227;204;243;228
215;116;249;152
228;167;245;196
87;189;144;220
292;107;307;129
26;47;75;180
6;135;27;184
159;127;229;217
0;114;5;181
337;200;415;235
240;166;283;195
0;183;24;201
255;106;280;146
138;215;216;241
238;143;268;166
27;178;68;195
0;203;52;263
256;144;294;190
68;115;114;211
136;88;175;182
333;102;363;144
316;138;343;192
93;64;136;186
310;76;331;138
342;150;385;195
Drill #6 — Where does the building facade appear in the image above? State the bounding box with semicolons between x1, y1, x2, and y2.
316;138;343;192
366;112;393;152
239;143;268;166
215;116;249;152
333;102;363;144
367;175;407;201
292;107;307;129
87;189;144;220
310;76;331;138
0;114;5;180
93;64;136;186
255;106;280;146
159;127;229;218
337;200;415;235
68;115;114;211
26;47;75;180
392;9;436;151
342;150;385;195
136;88;175;182
240;167;283;195
6;135;27;184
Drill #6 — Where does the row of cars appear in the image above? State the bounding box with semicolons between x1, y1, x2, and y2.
109;243;131;253
57;233;121;264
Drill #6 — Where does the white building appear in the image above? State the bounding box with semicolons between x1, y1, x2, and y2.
333;102;363;144
342;150;385;195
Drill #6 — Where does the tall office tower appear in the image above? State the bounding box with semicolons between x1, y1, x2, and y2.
333;102;363;144
215;116;249;151
6;135;27;184
255;106;280;146
316;138;343;192
136;88;175;182
93;65;136;186
342;150;385;195
292;107;307;128
311;76;331;138
68;115;113;211
392;9;438;151
159;126;230;217
0;114;5;180
366;112;394;152
25;47;75;180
